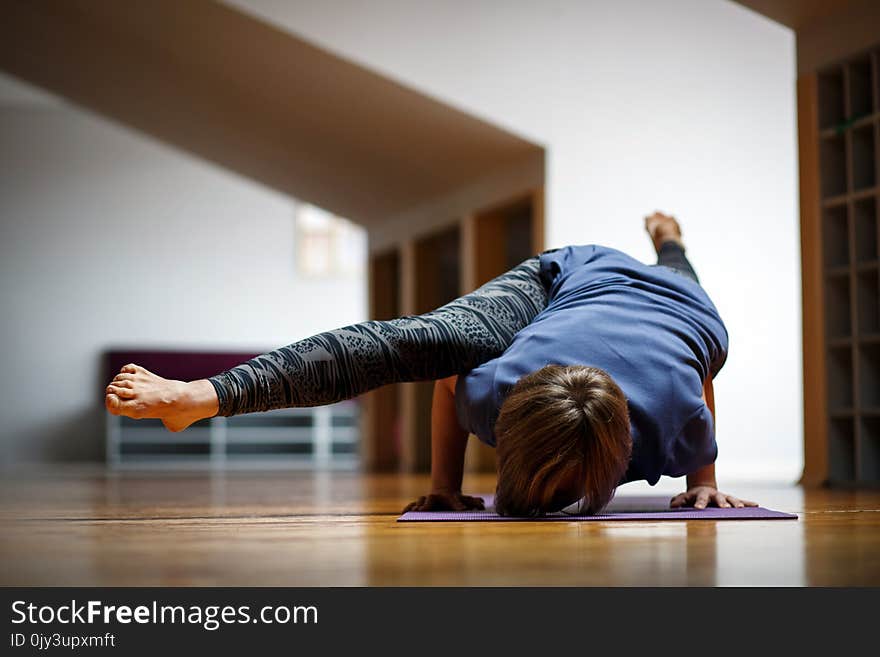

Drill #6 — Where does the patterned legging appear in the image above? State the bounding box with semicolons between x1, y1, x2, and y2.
207;242;699;417
208;257;548;416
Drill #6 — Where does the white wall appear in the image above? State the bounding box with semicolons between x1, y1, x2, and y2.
0;73;366;465
229;0;802;481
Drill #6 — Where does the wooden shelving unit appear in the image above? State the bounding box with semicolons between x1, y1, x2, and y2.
816;44;880;485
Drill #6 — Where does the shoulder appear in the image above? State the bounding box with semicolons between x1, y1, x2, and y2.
539;243;615;262
538;244;624;283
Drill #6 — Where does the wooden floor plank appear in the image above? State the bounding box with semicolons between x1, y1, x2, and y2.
1;467;878;586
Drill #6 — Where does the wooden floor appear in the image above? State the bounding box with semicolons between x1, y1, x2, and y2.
1;467;878;586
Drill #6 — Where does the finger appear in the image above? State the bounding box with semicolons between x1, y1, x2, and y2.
713;492;731;508
106;385;136;399
458;495;482;510
422;495;444;511
729;496;756;508
722;495;741;508
113;374;135;383
694;490;710;509
670;493;689;508
462;495;485;510
403;496;426;513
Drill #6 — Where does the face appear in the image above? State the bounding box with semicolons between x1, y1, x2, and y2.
541;470;585;513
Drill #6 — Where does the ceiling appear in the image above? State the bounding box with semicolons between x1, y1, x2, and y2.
0;0;541;227
731;0;860;29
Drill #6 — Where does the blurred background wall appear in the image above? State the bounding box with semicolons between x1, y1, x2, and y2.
0;0;799;481
0;72;366;465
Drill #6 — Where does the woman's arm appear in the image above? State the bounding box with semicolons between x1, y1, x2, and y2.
429;375;469;493
671;377;757;509
402;375;485;512
686;377;717;490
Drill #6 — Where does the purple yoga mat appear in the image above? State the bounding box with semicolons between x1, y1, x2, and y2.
398;495;797;522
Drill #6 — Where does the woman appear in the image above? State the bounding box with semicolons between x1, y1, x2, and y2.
105;212;756;515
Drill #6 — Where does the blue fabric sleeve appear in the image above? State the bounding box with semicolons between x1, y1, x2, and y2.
666;402;718;477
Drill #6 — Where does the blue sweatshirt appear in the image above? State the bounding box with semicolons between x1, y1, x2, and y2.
455;244;729;485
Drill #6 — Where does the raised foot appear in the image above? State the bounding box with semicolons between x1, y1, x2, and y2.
104;364;219;432
644;211;684;254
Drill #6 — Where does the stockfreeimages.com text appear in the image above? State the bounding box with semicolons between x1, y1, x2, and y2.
11;600;317;631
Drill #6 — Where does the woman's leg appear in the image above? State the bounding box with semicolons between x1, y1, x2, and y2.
644;211;700;284
655;241;700;284
207;256;548;416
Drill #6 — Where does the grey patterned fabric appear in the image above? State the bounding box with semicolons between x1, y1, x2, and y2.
208;257;548;417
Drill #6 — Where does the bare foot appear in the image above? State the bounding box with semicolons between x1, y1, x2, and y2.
104;364;219;432
644;211;684;254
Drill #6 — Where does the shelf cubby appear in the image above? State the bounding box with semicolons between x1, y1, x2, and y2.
856;268;879;335
828;417;856;482
851;124;876;191
876;49;880;115
827;345;854;411
818;66;845;129
825;273;852;339
859;418;880;482
848;55;874;119
859;343;880;409
820;133;848;198
823;204;850;266
854;196;877;262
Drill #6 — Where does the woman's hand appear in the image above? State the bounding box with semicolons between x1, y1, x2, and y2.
670;485;757;510
402;491;485;513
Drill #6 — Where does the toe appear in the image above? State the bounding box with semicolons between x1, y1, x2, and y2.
107;384;135;398
105;393;121;413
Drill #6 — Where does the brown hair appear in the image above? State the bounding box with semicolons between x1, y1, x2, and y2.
494;364;632;516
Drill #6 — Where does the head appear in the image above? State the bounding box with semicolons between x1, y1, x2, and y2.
494;364;632;516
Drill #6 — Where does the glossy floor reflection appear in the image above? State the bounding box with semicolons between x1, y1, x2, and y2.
0;467;877;586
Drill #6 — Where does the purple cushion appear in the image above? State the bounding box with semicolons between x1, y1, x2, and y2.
103;349;262;387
